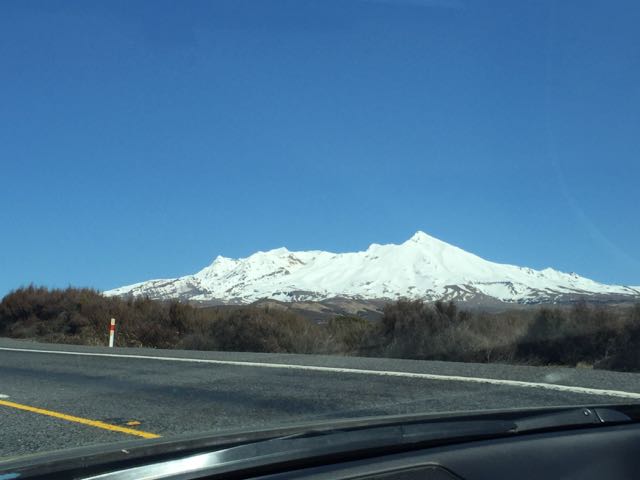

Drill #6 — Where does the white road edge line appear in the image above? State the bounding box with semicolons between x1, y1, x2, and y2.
0;394;9;399
1;346;640;400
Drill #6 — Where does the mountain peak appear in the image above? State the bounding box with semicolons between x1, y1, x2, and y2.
408;230;431;241
404;230;448;246
105;231;640;305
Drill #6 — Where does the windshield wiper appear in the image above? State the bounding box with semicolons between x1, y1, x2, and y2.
83;407;633;480
511;407;631;433
4;406;634;480
83;419;515;480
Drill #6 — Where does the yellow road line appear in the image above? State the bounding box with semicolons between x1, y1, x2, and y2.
0;399;160;439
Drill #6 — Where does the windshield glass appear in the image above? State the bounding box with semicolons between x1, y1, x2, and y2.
1;0;639;461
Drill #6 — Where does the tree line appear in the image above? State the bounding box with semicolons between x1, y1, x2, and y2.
1;286;639;371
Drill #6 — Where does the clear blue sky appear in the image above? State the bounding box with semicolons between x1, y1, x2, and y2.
1;0;639;296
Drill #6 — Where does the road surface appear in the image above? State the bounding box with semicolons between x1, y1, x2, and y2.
2;337;640;460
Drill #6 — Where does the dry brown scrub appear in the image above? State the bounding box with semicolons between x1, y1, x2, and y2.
2;287;639;371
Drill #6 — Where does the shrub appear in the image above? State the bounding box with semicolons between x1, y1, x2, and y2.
186;308;329;354
2;286;639;372
0;287;329;354
326;315;373;353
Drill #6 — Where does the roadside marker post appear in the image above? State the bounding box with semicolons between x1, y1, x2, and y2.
108;318;116;348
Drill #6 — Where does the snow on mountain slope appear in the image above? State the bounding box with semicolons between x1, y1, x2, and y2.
104;231;640;304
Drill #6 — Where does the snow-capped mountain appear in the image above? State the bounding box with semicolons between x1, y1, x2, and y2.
105;231;640;305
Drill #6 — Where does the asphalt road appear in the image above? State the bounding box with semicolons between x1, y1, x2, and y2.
2;337;640;460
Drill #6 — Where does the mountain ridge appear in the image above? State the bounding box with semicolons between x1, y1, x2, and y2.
105;231;640;305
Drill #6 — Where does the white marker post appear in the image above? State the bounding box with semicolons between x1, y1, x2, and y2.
108;318;116;348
